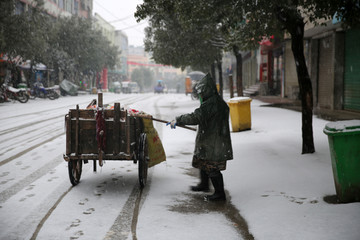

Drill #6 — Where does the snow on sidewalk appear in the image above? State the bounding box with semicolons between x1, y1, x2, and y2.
226;99;360;240
134;94;360;240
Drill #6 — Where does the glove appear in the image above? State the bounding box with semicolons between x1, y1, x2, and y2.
166;120;177;129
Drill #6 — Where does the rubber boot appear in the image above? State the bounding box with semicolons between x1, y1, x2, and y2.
191;170;210;192
205;172;226;201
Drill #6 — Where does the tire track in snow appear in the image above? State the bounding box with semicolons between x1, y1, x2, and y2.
0;132;64;167
104;96;162;240
0;100;91;121
0;114;63;136
0;119;62;145
0;125;63;156
128;95;163;239
30;185;73;240
0;178;74;240
0;154;64;204
104;169;153;240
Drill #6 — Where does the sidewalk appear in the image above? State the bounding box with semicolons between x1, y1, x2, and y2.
137;94;360;240
254;95;360;121
224;98;360;240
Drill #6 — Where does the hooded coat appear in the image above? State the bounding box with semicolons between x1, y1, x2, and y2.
176;74;233;164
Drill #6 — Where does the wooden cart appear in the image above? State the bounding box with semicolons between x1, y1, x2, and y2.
63;93;149;188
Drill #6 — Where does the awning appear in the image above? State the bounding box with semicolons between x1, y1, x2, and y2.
18;60;47;70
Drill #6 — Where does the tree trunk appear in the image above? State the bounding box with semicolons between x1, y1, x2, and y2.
277;8;315;154
291;28;315;154
217;60;223;98
211;63;216;80
229;74;234;98
233;45;243;96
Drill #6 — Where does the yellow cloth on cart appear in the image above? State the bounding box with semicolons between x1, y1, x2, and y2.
141;118;166;167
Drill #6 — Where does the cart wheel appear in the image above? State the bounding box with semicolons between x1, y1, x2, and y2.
68;160;82;186
138;133;148;188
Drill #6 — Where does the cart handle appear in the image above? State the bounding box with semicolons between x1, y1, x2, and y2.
140;116;197;132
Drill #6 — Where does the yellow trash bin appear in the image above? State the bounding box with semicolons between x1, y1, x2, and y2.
227;97;252;132
91;87;97;94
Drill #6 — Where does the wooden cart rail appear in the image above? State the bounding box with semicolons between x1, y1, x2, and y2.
65;104;142;158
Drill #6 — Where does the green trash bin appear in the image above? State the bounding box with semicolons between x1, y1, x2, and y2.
323;120;360;203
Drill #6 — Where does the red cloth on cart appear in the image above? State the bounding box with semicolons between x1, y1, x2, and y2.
96;109;106;151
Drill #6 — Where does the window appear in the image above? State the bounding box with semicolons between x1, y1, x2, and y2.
58;0;64;9
74;0;79;14
15;1;25;15
65;0;72;12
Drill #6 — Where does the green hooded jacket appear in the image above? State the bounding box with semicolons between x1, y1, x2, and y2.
176;74;233;162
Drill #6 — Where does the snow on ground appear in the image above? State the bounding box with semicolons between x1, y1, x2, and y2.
223;100;360;240
0;92;359;240
135;94;360;240
136;95;242;240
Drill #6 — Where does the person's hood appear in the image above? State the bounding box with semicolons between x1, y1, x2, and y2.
194;73;217;101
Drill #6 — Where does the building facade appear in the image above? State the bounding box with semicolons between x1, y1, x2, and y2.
92;13;117;90
16;0;92;18
224;18;359;113
112;30;128;80
93;13;115;45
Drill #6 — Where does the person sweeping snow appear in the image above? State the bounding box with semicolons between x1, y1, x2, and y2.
168;73;233;201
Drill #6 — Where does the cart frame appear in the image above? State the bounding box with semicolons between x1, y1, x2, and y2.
63;93;149;188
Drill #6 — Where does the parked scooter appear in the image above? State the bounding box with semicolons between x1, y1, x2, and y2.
0;84;29;103
29;82;59;100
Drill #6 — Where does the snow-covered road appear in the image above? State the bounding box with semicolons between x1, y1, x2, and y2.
0;93;245;240
0;93;159;239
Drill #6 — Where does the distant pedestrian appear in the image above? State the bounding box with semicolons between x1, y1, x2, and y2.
168;73;233;201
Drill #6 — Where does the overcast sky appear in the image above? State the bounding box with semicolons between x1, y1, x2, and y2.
92;0;147;47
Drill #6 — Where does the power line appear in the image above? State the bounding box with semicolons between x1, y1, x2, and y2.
93;0;146;34
120;21;147;31
109;14;134;23
94;1;132;24
94;1;118;20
